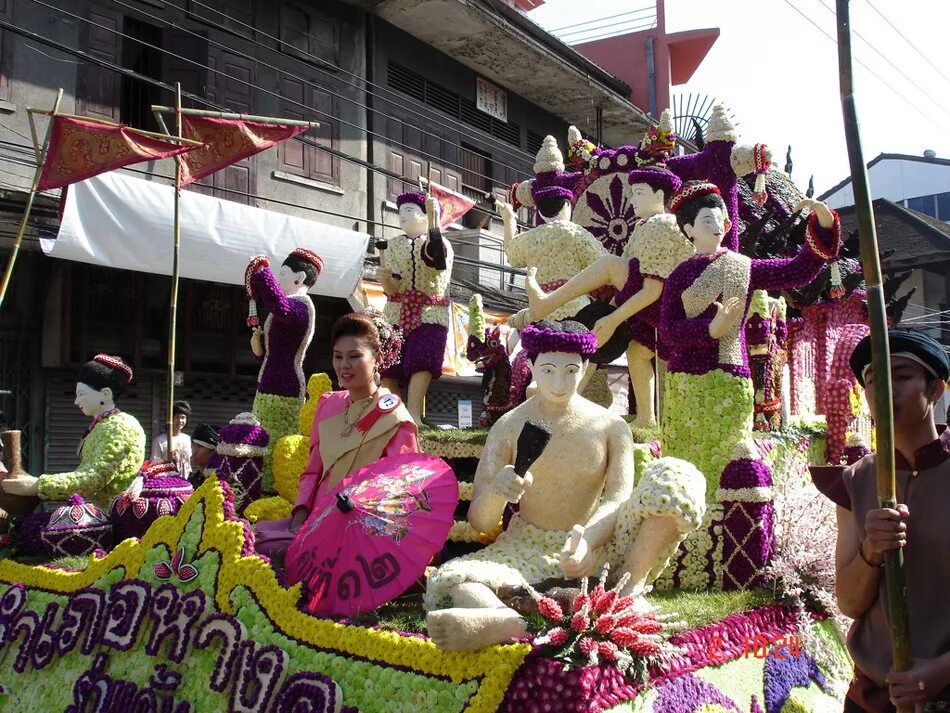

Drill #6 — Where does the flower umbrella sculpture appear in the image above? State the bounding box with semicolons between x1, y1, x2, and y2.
285;453;459;616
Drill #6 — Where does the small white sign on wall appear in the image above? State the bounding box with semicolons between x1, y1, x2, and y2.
458;399;473;428
476;78;508;123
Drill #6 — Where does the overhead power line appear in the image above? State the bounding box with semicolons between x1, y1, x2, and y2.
865;0;950;86
780;0;948;134
547;5;655;34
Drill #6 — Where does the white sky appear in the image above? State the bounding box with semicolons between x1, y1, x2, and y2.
528;0;950;196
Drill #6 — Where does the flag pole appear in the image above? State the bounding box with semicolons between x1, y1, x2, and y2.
0;88;64;310
166;83;184;454
836;0;911;698
151;105;317;129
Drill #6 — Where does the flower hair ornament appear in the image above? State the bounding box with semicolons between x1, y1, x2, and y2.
362;308;404;372
92;353;133;383
669;180;722;215
244;254;271;328
288;247;324;276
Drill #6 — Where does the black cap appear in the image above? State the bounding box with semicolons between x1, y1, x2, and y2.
850;329;950;386
192;424;218;449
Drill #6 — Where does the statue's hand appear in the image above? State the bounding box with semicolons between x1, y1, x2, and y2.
490;465;533;504
249;328;265;358
1;474;39;497
376;267;401;295
592;314;619;348
709;297;744;339
561;524;594;579
794;198;835;229
495;199;517;227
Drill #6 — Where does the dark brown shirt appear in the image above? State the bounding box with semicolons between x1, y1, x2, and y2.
842;427;950;687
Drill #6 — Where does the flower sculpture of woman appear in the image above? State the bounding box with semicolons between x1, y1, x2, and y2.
378;192;453;425
1;354;146;508
524;164;693;427
246;248;323;494
658;181;841;590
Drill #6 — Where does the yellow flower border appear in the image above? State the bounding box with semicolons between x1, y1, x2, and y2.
0;479;530;713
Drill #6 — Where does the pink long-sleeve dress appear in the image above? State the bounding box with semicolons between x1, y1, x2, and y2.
254;389;419;561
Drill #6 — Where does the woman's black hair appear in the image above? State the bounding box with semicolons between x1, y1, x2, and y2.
675;191;729;236
281;255;319;287
173;400;191;417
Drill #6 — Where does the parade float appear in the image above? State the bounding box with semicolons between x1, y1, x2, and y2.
0;89;914;713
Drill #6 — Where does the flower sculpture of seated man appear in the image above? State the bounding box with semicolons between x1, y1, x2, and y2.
424;320;707;651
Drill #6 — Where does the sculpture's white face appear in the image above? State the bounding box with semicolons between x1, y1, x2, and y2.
75;381;112;418
529;352;586;405
398;203;427;238
684;206;731;255
627;183;665;219
277;263;307;294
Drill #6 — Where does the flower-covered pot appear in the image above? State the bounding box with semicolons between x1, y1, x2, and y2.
40;493;113;557
111;461;194;542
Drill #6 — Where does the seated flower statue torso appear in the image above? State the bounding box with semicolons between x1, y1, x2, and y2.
1;354;145;509
378;192;454;424
424;321;706;652
254;311;419;564
246;247;323;494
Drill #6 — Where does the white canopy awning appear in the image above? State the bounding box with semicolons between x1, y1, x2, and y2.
42;172;369;299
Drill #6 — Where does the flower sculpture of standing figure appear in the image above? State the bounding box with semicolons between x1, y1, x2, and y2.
378;192;453;425
658;181;841;590
246;248;323;495
524;162;694;428
500;136;606;328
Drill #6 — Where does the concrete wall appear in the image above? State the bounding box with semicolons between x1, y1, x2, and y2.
825;158;950;209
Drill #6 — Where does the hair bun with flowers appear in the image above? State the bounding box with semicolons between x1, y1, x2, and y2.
362;308;403;372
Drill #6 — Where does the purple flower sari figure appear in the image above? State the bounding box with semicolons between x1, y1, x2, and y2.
659;181;841;590
245;247;323;494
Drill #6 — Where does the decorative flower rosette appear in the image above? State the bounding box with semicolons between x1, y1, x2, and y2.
362;307;404;372
530;566;680;683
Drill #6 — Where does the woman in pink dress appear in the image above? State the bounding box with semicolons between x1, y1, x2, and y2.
254;311;419;564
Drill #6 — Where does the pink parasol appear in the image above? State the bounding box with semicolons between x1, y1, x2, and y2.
284;452;458;616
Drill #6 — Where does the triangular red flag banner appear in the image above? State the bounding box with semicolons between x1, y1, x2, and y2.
37;116;197;191
427;181;477;229
179;115;311;186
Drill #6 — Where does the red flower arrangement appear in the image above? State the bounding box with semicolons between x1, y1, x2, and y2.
531;566;681;683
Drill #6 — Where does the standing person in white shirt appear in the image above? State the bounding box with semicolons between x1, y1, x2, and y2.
151;400;192;477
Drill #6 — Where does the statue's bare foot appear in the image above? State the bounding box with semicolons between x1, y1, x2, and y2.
525;268;551;321
426;607;527;651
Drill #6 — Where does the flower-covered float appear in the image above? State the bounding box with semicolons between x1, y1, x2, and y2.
0;98;901;713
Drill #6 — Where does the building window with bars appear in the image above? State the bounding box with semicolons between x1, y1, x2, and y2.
460;145;492;206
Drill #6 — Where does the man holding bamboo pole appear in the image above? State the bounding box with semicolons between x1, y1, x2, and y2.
831;329;950;712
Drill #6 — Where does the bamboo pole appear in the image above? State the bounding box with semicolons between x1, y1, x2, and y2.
0;88;64;310
151;105;318;128
166;83;184;456
836;0;912;700
25;109;203;146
